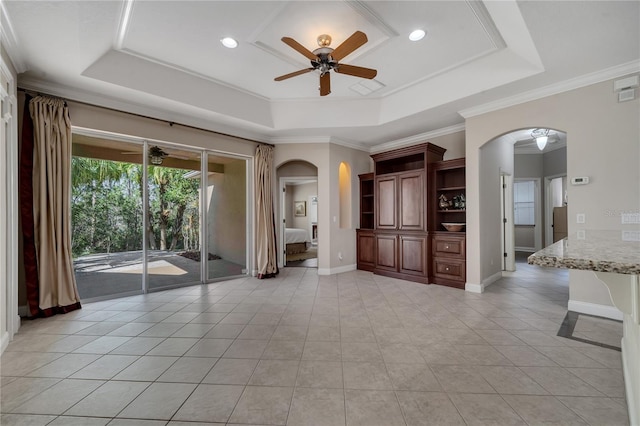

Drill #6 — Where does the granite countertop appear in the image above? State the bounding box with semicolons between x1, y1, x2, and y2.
528;230;640;274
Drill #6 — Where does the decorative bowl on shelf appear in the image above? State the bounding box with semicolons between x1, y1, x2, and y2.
442;222;466;232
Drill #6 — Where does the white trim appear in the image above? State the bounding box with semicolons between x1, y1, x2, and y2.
269;136;370;153
459;61;640;118
501;173;515;272
465;271;503;293
515;246;535;252
0;55;19;353
544;174;567;247
567;300;624;321
465;283;483;293
318;264;356;276
0;1;27;73
371;123;466;154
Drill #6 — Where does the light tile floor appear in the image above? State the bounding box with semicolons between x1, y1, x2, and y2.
1;260;629;426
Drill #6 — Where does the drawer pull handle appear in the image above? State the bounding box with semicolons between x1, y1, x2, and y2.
444;245;449;249
445;267;449;271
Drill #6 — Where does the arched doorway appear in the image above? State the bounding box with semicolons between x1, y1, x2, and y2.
276;160;318;268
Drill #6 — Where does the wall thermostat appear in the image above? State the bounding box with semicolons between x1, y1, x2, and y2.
571;177;590;185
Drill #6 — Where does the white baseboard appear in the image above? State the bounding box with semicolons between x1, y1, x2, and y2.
568;300;623;321
1;331;10;354
466;271;503;293
465;282;483;293
515;246;535;252
318;264;356;276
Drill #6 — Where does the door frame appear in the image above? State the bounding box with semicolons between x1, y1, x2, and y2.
514;177;543;252
544;174;567;247
500;173;515;272
1;58;19;351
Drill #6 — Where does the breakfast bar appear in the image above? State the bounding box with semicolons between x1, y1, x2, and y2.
528;230;640;425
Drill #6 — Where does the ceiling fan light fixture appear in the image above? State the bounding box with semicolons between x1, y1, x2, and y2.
221;37;238;49
317;34;332;47
149;146;167;165
409;29;426;41
150;155;164;165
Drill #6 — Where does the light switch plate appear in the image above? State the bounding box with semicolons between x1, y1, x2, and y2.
576;213;585;224
622;213;640;224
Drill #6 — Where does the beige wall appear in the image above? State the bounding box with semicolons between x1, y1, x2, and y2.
207;159;247;267
478;137;514;281
67;101;258;157
291;182;317;234
435;130;466;160
466;76;640;309
274;143;371;273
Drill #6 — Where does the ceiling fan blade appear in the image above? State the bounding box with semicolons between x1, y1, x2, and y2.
281;37;317;60
331;31;368;61
274;68;315;81
320;73;331;96
334;64;377;79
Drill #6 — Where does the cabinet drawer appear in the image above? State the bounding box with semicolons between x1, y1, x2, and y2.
432;236;465;258
433;258;465;281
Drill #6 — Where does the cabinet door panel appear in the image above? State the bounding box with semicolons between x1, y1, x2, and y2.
376;176;397;229
357;230;375;270
375;234;397;271
399;235;427;276
399;171;424;230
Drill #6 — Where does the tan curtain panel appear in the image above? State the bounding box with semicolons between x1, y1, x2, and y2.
30;96;81;314
254;145;278;278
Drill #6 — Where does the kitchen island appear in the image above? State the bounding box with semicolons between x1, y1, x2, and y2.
528;230;639;425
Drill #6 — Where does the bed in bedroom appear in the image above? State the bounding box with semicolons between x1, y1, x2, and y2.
285;228;311;254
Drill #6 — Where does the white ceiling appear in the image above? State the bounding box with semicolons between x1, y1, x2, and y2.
3;1;639;151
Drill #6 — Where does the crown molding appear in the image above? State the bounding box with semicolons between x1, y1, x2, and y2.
329;137;371;152
269;136;332;145
459;60;640;118
370;123;466;154
268;135;369;152
0;1;27;73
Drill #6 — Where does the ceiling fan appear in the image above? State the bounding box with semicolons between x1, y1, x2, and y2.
274;31;377;96
121;145;191;165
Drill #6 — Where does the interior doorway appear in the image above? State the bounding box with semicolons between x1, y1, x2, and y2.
500;173;515;272
545;175;568;246
279;177;318;268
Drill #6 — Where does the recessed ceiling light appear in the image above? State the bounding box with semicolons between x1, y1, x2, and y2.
221;37;238;49
409;29;426;41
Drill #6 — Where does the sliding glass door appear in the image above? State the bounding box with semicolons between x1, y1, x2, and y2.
206;153;247;280
71;139;144;299
146;145;202;291
72;135;250;300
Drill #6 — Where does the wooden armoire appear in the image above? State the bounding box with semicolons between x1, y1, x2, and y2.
356;143;467;288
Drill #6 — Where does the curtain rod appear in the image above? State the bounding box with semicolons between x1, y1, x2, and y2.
17;87;274;148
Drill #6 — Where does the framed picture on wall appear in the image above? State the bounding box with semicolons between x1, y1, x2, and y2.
294;201;306;217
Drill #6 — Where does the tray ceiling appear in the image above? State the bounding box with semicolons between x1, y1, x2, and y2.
4;1;639;149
